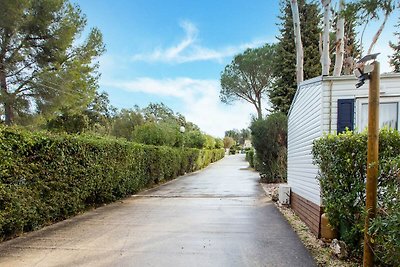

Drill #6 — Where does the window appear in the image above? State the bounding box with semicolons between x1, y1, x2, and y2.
359;102;398;131
337;99;355;133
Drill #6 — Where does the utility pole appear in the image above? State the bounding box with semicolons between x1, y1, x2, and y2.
363;61;380;267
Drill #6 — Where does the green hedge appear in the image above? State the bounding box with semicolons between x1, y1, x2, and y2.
0;126;224;241
250;113;287;183
312;129;400;266
245;149;255;168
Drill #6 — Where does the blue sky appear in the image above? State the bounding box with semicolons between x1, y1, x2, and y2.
72;0;399;137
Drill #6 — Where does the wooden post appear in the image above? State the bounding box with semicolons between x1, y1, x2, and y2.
363;61;380;267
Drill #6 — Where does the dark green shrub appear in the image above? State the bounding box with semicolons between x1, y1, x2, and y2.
0;126;224;241
250;112;287;183
312;129;400;265
229;147;236;155
245;149;255;168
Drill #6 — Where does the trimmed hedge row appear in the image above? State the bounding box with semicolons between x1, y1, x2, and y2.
312;129;400;266
0;126;224;241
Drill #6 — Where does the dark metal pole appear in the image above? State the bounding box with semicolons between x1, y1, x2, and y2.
363;61;380;267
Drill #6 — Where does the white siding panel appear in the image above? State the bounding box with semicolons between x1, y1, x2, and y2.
288;81;323;206
321;74;400;133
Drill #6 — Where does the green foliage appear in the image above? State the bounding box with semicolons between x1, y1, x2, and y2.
225;128;250;145
312;129;400;265
214;138;224;149
389;15;400;72
132;122;180;147
46;110;90;134
250;112;287;183
269;0;321;114
184;131;206;149
220;44;276;119
204;134;216;149
0;0;105;125
245;149;255;168
369;157;400;266
111;107;144;140
0;126;224;240
45;92;116;135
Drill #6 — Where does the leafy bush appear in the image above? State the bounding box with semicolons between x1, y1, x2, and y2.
204;134;216;149
132;122;180;147
250;112;287;183
0;126;224;241
245;149;255;168
312;129;400;266
369;157;400;266
184;131;206;149
215;138;224;149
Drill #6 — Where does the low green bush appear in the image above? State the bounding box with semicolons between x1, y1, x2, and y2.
312;129;400;266
0;126;224;241
245;149;255;168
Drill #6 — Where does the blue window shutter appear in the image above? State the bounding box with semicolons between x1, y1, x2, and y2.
337;99;354;133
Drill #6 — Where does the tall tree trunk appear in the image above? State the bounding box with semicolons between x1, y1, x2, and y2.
0;71;13;125
255;96;262;120
321;0;331;76
290;0;304;84
333;0;345;76
367;11;389;55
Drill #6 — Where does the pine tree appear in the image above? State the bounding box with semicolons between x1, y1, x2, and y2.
389;16;400;72
0;0;105;125
269;0;321;114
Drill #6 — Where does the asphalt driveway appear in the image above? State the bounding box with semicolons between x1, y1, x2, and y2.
0;154;316;267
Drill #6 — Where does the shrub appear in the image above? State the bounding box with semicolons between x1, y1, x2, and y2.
184;131;206;149
250;112;287;183
204;134;216;149
132;122;179;147
368;156;400;266
312;129;400;265
0;126;224;241
245;149;255;168
215;138;224;149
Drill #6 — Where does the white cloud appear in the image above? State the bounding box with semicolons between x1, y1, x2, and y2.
101;77;262;137
132;20;271;64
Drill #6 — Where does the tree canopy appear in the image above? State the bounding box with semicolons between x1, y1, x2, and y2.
0;0;105;125
220;44;276;120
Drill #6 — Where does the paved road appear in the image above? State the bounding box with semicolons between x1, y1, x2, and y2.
0;154;316;267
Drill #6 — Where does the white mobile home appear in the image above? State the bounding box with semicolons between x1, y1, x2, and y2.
287;73;400;236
